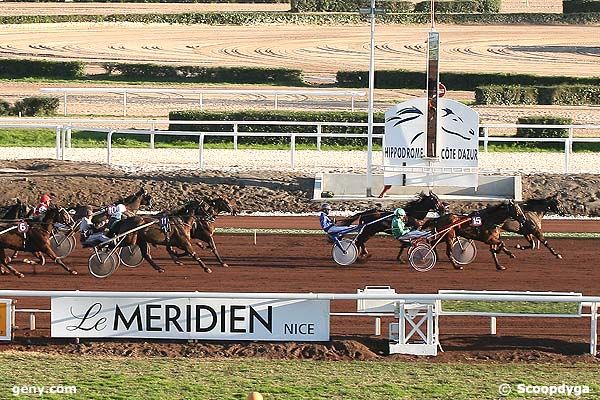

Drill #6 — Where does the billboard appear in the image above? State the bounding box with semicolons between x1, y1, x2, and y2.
383;97;479;187
52;297;329;341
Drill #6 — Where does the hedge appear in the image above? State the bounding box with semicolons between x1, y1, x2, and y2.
516;116;572;150
337;70;600;90
4;0;287;2
1;12;600;25
168;110;385;146
103;63;304;85
563;0;600;13
0;59;85;79
291;0;414;13
414;1;479;13
0;97;59;117
475;85;600;105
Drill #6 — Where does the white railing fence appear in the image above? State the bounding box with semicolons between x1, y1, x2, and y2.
0;118;599;172
3;289;599;356
40;88;366;116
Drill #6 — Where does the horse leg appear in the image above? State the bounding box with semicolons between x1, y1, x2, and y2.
206;236;228;268
446;234;462;270
489;244;506;271
41;246;77;275
180;241;211;273
515;233;535;250
166;246;185;266
139;241;165;273
396;244;406;263
497;241;516;259
0;249;24;278
535;232;562;259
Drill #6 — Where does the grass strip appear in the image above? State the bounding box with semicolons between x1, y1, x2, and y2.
0;353;598;400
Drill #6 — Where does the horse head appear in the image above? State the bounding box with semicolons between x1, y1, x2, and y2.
205;196;238;216
545;195;565;215
141;193;153;209
3;199;31;220
406;190;446;218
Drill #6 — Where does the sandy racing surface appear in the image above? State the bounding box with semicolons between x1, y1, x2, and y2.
2;231;600;362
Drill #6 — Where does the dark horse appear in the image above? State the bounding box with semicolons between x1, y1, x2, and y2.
115;187;153;213
337;191;446;260
502;195;565;259
0;199;31;220
0;206;77;277
108;204;224;274
437;201;525;271
170;196;239;268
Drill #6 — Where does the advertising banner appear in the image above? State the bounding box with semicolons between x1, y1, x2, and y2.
51;297;329;341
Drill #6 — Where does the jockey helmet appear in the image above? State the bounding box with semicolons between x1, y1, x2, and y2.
116;204;127;214
320;203;331;211
40;194;51;204
394;208;406;217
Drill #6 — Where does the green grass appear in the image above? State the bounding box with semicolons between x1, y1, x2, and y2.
0;353;598;399
441;300;580;315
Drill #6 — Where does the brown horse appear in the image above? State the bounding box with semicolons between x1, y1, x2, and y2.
109;213;213;274
0;207;77;277
0;199;31;220
437;201;525;271
115;187;153;214
169;196;238;268
502;195;565;259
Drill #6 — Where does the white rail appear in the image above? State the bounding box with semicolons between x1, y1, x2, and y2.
0;118;599;173
39;87;366;116
1;290;598;355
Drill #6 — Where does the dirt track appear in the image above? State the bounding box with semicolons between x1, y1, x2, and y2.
3;225;600;360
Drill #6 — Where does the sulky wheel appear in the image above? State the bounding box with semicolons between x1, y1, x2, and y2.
50;232;74;259
88;249;118;278
408;243;437;272
332;239;358;266
119;244;144;268
450;237;477;265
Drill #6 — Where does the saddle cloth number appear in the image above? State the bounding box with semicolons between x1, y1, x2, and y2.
471;216;482;226
107;205;118;215
159;215;170;233
17;221;29;233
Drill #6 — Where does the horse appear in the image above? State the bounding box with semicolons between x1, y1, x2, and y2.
115;187;153;214
502;195;565;259
168;196;238;268
337;191;447;261
108;212;213;274
0;199;31;220
436;201;525;271
0;206;77;277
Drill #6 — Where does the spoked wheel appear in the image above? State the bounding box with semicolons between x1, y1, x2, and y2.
88;249;119;278
332;239;358;266
119;244;143;268
450;237;477;265
408;243;437;272
50;232;75;259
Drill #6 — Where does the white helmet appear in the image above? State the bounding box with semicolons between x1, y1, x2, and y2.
394;208;406;217
116;204;127;214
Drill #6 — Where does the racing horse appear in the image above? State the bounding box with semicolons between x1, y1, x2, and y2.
115;187;153;214
337;191;446;260
109;212;214;274
169;196;239;268
502;195;565;259
436;201;526;271
0;206;77;277
0;199;31;220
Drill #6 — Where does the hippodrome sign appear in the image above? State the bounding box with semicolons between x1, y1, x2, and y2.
383;97;479;187
51;297;329;341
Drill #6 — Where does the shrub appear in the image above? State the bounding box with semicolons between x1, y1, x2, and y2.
516;116;572;150
475;86;538;105
0;59;84;79
563;0;600;13
414;1;479;13
11;97;59;117
104;63;304;85
0;100;10;116
168;110;385;146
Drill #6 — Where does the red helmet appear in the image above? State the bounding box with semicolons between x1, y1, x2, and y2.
40;194;51;203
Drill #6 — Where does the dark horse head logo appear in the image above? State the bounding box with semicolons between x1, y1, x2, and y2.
386;106;425;145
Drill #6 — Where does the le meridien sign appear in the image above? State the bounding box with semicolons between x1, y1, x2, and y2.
51;297;329;341
383;97;479;187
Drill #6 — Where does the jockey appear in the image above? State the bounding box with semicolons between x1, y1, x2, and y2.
32;193;52;220
319;203;355;235
107;203;127;230
391;208;429;240
80;206;110;247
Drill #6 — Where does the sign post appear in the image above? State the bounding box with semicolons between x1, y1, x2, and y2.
426;30;440;159
0;300;12;341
